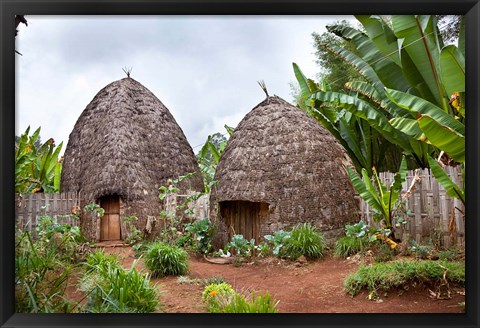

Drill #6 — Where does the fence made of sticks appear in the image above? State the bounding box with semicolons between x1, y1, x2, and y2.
15;192;82;238
358;166;464;249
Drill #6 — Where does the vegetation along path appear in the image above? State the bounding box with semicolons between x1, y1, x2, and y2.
103;246;465;313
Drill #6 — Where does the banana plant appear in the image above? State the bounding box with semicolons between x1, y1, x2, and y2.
15;126;63;193
346;156;408;229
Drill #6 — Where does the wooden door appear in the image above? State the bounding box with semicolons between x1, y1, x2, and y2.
99;195;121;241
221;201;267;243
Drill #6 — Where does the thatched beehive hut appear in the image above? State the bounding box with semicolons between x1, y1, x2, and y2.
61;77;203;241
210;96;358;245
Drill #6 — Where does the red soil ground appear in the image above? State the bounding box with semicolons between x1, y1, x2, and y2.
97;245;465;314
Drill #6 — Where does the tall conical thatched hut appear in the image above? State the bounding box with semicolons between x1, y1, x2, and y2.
61;77;203;241
210;96;358;245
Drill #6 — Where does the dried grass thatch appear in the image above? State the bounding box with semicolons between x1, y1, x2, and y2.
61;77;203;239
210;96;358;243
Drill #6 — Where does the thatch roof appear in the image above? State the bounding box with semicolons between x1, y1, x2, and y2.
211;96;357;232
61;77;204;202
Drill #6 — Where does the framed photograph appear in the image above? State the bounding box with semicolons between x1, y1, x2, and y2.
2;0;478;327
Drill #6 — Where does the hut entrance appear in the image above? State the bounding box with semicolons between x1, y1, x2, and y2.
220;201;269;243
99;195;121;241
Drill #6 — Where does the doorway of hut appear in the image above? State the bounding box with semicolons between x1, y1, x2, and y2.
220;200;269;243
99;195;121;241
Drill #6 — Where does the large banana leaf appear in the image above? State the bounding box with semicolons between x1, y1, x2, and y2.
439;45;465;95
417;114;465;163
385;88;465;136
392;15;449;111
322;44;385;93
354;15;401;66
347;166;385;218
311;91;412;152
389;117;424;139
345;81;411;118
327;23;409;92
427;156;464;204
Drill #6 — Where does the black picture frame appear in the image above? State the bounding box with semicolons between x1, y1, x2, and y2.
1;1;479;327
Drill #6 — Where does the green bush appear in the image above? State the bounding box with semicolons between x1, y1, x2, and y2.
202;282;236;312
202;283;278;313
15;231;75;313
145;242;189;277
84;249;120;274
264;230;291;256
281;223;326;260
438;246;460;261
185;218;214;254
219;292;279;313
344;260;465;296
225;234;256;257
371;242;396;263
334;236;368;258
81;260;160;313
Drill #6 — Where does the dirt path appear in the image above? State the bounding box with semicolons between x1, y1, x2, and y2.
103;246;465;313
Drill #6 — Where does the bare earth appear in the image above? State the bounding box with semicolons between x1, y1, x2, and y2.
95;246;465;314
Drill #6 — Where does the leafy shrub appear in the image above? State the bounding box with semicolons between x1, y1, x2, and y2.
264;230;291;256
344;260;465;296
225;234;255;257
145;242;189;277
205;276;226;285
335;236;368;258
15;231;75;313
281;223;326;260
84;249;120;274
219;292;279;313
202;283;278;313
185;218;214;254
81;260;159;313
438;246;460;261
410;240;433;259
202;282;236;312
121;216;143;245
371;242;396;263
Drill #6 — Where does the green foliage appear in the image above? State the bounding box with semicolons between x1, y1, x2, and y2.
409;240;434;260
184;218;214;254
344;260;465;296
371;242;396;263
15;230;75;313
81;259;159;313
121;216;144;245
84;249;120;274
15;126;64;193
197;125;234;193
264;230;291;256
202;283;278;313
347;156;407;228
83;203;105;218
281;223;326;260
202;282;236;312
216;292;279;313
294;15;466;177
144;242;189;277
335;236;368;258
438;246;460;261
225;234;256;257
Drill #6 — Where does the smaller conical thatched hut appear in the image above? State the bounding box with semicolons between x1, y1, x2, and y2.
61;77;203;241
210;96;358;245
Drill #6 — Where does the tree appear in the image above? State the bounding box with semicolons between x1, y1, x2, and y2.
15;126;64;193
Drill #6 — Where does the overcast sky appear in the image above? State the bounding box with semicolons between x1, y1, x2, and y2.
15;15;354;155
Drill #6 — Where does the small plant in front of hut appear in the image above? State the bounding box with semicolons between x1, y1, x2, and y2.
184;218;214;254
410;240;434;260
121;216;144;245
144;242;189;277
84;202;105;217
80;256;160;313
281;223;326;260
225;234;256;257
15;230;77;313
264;230;291;257
84;249;120;274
